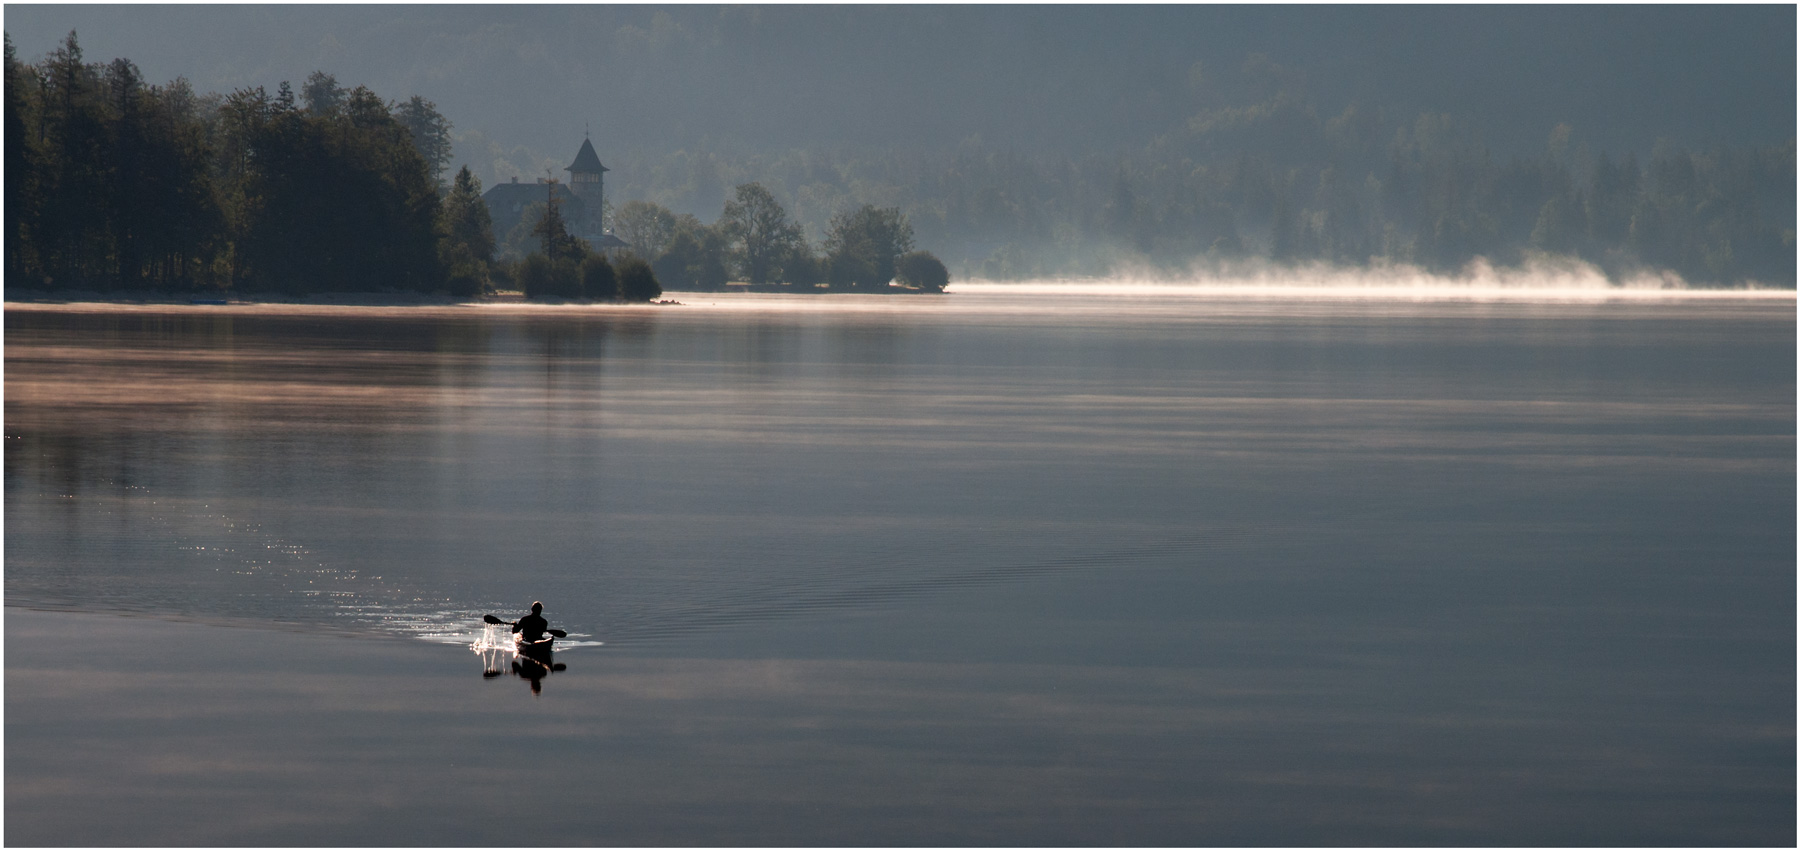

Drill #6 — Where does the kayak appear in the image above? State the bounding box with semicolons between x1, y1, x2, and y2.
515;634;555;656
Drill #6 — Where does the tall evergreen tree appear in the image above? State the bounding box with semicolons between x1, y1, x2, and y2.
532;188;585;264
36;31;114;286
5;33;40;282
437;165;493;296
443;165;494;262
392;95;452;185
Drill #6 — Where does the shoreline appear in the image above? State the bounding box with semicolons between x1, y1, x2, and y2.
5;280;1792;312
0;284;946;308
6;288;530;308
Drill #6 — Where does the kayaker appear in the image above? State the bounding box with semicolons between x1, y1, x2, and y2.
513;601;550;642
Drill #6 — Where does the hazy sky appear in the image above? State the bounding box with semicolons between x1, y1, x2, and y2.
6;4;1793;166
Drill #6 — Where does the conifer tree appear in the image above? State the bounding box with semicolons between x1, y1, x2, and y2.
444;165;494;263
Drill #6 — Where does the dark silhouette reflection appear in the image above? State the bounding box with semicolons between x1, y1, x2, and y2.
482;641;566;695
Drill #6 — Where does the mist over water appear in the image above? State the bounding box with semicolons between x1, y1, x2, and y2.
955;257;1797;299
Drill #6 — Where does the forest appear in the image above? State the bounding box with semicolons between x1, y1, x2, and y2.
6;29;1794;296
5;33;669;300
8;32;466;296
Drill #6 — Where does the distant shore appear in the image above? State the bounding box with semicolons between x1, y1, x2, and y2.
0;289;676;308
5;289;499;306
8;282;1791;315
2;286;949;307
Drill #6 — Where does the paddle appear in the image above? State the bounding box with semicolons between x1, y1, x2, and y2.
483;613;568;639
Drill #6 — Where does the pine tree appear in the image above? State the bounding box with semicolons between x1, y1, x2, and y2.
532;190;584;264
444;166;493;263
392;95;452;185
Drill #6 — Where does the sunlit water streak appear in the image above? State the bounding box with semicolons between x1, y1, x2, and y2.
0;424;1160;651
3;457;1238;650
4;479;619;648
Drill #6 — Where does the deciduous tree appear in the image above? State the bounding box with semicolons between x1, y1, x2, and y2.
612;199;677;259
651;214;728;290
616;254;663;301
301;71;343;116
719;182;805;283
823;204;913;289
581;252;616;299
894;250;949;291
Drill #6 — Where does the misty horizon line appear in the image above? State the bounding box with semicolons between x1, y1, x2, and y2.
942;255;1798;296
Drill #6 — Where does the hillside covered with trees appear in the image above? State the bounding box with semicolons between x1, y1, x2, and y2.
576;67;1792;287
6;9;1794;293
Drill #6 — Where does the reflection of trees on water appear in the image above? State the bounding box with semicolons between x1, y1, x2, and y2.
5;310;499;625
5;306;690;636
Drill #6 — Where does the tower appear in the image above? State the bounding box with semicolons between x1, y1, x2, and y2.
564;135;608;238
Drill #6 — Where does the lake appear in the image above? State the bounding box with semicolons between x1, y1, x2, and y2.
6;287;1794;845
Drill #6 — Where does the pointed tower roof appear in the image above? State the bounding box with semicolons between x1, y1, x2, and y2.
566;138;607;174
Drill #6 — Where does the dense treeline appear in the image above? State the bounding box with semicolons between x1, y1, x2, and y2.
578;55;1794;287
494;174;940;297
5;32;480;296
4;32;670;301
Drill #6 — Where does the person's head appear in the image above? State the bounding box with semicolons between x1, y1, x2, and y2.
531;601;543;615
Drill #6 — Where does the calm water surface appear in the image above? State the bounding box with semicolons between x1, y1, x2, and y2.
6;290;1794;844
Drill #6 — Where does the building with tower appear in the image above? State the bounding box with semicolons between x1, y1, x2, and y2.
564;137;608;237
481;135;630;257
